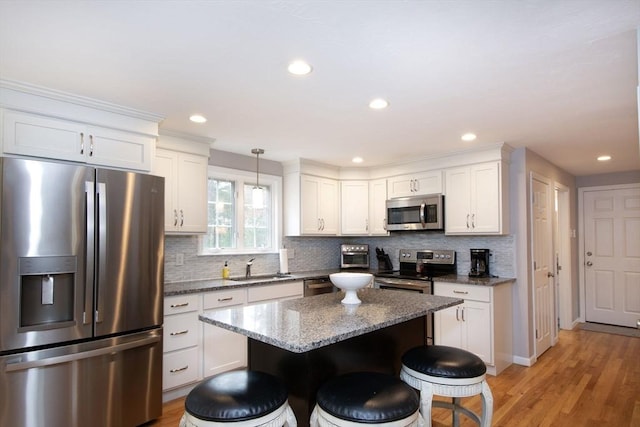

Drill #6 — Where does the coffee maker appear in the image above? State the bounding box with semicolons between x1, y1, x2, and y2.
469;249;490;277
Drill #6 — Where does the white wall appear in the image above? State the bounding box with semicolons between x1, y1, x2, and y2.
509;147;579;365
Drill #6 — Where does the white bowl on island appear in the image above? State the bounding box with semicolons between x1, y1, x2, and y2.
329;272;373;305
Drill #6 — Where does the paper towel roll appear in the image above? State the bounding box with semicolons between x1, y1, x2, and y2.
279;249;289;274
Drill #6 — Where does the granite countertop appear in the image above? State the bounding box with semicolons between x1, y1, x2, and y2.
165;269;515;296
164;269;341;296
433;274;516;286
199;288;462;353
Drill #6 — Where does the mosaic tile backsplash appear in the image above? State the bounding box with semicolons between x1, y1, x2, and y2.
164;233;515;283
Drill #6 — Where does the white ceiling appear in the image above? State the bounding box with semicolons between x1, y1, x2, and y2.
1;0;639;176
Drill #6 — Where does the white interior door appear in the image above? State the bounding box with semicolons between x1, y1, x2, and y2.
532;175;553;357
584;186;640;327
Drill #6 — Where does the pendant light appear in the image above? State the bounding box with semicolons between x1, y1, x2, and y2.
251;148;264;207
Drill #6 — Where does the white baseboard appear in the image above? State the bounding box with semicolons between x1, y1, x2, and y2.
512;354;536;367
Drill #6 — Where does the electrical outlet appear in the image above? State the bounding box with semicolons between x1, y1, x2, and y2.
176;253;184;266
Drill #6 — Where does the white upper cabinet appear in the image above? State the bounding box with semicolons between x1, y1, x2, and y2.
387;170;442;199
340;180;369;235
0;82;161;172
154;137;209;234
368;178;388;235
2;110;154;171
444;161;508;235
340;179;388;236
300;174;339;235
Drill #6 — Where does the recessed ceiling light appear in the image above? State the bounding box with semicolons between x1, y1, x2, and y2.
189;114;207;123
369;98;389;109
461;133;477;141
352;157;364;164
597;155;612;161
287;60;312;75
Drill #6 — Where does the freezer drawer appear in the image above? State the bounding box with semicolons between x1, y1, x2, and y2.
0;330;163;427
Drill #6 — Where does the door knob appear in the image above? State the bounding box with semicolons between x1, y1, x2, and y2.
586;261;593;266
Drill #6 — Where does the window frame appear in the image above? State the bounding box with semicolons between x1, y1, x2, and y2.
199;165;282;256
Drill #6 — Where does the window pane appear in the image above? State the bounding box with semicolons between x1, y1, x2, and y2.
243;184;271;249
205;178;236;249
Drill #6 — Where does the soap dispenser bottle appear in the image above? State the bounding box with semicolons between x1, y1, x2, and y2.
222;261;230;279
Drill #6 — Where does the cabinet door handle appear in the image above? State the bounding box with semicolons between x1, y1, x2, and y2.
414;179;419;192
453;290;468;295
170;302;189;308
170;329;189;336
89;135;94;157
461;307;466;322
455;307;460;321
466;214;470;228
218;297;233;302
80;132;85;155
180;209;184;227
471;213;475;229
174;209;178;227
170;365;189;373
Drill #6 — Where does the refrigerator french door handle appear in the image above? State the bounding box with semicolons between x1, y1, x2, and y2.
84;181;95;325
4;335;161;372
96;182;108;323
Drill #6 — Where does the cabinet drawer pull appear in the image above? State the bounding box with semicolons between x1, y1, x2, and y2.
170;329;189;336
453;290;468;295
170;365;189;373
170;302;189;308
218;297;233;302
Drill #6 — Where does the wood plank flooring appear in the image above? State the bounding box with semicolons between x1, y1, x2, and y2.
146;328;640;427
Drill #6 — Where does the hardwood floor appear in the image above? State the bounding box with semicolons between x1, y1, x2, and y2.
148;328;640;427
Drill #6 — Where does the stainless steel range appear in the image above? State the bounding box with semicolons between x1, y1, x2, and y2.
374;249;456;344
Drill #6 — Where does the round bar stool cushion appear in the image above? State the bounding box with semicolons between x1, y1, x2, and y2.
401;345;486;380
181;370;297;427
400;346;493;427
311;372;421;426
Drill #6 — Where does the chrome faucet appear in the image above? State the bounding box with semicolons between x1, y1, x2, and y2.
246;258;255;279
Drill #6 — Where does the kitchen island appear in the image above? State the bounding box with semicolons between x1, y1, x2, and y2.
200;288;462;426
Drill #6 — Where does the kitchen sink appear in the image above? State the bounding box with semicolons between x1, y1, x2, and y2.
228;273;292;282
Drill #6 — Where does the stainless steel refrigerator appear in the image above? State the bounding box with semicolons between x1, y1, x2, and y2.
0;157;164;427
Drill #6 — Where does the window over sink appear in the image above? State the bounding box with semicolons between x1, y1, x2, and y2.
199;166;282;255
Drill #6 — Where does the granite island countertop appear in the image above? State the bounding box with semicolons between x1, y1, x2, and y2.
199;288;462;353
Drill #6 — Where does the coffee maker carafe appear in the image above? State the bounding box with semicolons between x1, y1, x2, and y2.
469;249;490;277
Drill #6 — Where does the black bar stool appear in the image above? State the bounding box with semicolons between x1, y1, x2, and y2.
180;370;297;427
400;345;493;427
310;372;422;427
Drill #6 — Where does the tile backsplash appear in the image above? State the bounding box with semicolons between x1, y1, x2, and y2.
164;232;515;283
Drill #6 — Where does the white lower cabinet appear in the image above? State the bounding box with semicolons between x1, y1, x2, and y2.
434;281;512;376
162;281;304;399
202;288;248;378
247;281;304;303
162;294;202;391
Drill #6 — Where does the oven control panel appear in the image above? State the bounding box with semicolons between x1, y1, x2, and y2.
399;249;455;265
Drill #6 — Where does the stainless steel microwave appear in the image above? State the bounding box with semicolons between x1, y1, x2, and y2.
385;194;444;231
